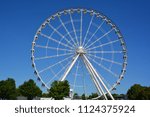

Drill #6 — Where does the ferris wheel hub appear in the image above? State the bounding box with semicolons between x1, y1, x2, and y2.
76;46;86;55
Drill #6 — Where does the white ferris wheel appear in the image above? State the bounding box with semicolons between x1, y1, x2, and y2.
31;8;127;100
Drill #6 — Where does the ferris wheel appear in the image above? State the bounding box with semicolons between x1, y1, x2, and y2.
31;8;127;100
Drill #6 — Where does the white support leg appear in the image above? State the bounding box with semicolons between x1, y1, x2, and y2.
83;55;114;100
82;56;108;100
60;54;79;81
82;57;102;95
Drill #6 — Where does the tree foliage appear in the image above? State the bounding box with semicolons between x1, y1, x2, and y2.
81;94;86;100
48;80;70;100
0;78;17;100
127;84;150;100
137;87;150;100
88;93;98;99
112;93;119;99
1;77;150;100
18;79;42;100
42;93;49;97
73;93;80;99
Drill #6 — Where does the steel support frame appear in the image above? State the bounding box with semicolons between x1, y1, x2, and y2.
82;56;108;100
83;54;114;100
60;53;114;100
60;54;79;81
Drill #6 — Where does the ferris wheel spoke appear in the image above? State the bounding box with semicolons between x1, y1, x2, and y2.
58;16;78;47
98;71;112;90
40;33;74;49
87;56;119;78
86;39;120;51
83;20;105;47
46;60;72;86
80;10;83;46
39;55;74;73
35;44;74;52
88;50;122;54
85;28;114;49
35;52;74;61
69;11;79;46
48;23;75;47
48;68;57;81
47;20;79;44
87;53;122;65
82;15;94;46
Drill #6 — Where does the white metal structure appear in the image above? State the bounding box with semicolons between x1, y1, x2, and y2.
31;8;127;100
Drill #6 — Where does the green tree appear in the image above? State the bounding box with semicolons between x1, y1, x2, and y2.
81;94;86;100
73;93;79;99
127;84;150;100
49;80;70;100
137;87;150;100
127;84;143;100
112;94;126;100
42;93;49;97
88;93;98;99
112;93;120;100
18;79;42;100
73;93;78;97
119;94;127;100
0;78;17;100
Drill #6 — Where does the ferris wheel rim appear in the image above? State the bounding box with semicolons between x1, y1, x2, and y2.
31;8;127;99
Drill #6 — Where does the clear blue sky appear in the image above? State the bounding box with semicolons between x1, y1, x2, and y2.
0;0;150;94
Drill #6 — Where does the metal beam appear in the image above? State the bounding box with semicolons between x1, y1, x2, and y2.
60;54;79;81
83;54;114;100
82;57;107;99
